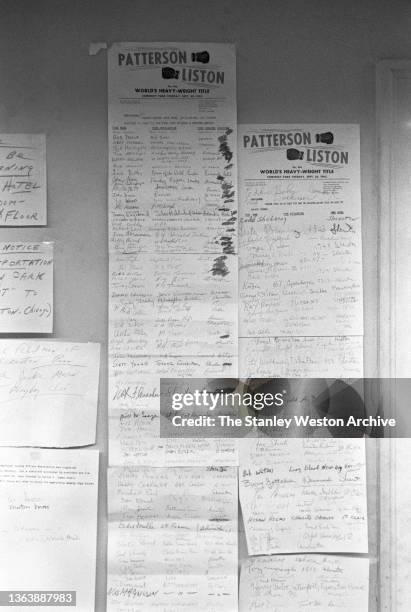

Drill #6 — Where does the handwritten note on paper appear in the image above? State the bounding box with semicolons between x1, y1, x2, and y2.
0;447;99;612
239;336;363;378
0;242;53;333
110;252;237;357
108;575;236;612
238;124;363;338
239;438;368;555
109;354;238;415
109;112;236;254
109;354;237;466
240;554;369;612
0;134;46;226
0;340;100;447
107;466;238;611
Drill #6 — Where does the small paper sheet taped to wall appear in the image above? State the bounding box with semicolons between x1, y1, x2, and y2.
109;353;238;467
0;447;99;612
107;465;238;611
239;438;368;555
0;241;53;333
0;134;47;226
238;124;363;338
240;554;369;611
0;340;100;447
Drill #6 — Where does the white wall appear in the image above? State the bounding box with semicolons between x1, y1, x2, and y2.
1;1;411;608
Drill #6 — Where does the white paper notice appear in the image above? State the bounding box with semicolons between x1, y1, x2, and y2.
0;134;46;226
240;554;369;612
0;241;53;333
109;355;238;466
239;438;368;555
0;448;99;612
0;340;100;447
239;335;363;378
110;252;237;357
239;124;363;338
107;465;238;611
